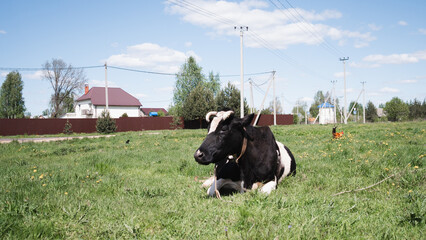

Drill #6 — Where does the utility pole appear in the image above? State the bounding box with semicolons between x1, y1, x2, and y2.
361;81;366;124
273;71;276;125
331;80;337;124
249;78;254;114
104;62;109;112
296;99;299;124
340;57;349;124
235;26;248;118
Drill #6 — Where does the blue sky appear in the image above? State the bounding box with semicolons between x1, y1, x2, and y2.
1;0;425;116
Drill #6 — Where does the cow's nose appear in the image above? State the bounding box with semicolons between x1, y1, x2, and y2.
194;149;204;160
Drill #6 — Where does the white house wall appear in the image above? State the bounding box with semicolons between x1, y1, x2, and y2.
94;106;140;118
319;108;336;124
63;101;140;118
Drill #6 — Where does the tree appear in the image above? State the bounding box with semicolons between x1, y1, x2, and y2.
96;111;117;134
0;71;26;118
291;100;307;124
267;97;283;114
172;56;205;116
42;59;87;118
207;71;221;97
365;101;378;122
309;91;326;117
384;97;409;122
407;99;425;120
348;101;363;122
181;83;216;123
215;82;249;117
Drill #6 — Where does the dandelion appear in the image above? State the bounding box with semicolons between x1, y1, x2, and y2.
33;169;37;173
39;174;44;179
408;190;413;193
65;192;68;195
31;176;35;180
385;168;389;171
42;184;46;187
387;191;390;195
414;166;419;169
365;160;369;163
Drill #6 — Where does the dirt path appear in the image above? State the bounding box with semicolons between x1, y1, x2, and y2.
0;135;115;144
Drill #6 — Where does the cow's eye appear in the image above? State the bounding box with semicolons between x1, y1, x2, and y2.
221;125;228;132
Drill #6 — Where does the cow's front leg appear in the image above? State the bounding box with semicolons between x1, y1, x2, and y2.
260;177;277;194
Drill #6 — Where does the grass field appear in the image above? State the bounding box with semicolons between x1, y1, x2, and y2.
0;121;424;239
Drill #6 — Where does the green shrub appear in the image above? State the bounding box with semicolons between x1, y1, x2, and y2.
63;119;73;134
96;111;117;134
121;112;128;118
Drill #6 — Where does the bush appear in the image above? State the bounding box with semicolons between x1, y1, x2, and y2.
63;119;73;134
157;110;165;117
96;111;117;134
121;113;128;118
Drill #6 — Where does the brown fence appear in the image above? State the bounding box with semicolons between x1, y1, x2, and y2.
0;117;183;136
0;114;292;136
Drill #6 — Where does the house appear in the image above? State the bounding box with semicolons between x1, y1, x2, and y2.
140;108;168;117
63;85;142;118
318;102;336;124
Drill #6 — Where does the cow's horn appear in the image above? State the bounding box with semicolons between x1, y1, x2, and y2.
205;111;218;122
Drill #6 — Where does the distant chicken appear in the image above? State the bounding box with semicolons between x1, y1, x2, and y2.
332;126;344;139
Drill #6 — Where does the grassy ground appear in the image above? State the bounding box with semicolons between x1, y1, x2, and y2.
0;122;424;239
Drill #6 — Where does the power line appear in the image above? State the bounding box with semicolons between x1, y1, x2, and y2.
108;66;176;76
269;0;346;58
0;65;104;71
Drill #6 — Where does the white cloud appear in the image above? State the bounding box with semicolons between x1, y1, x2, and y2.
398;79;418;84
300;97;314;102
398;20;408;26
23;71;44;80
362;50;426;65
156;86;174;93
0;30;6;34
419;28;426;35
132;93;148;99
334;71;351;78
368;23;382;31
1;71;8;77
380;87;400;93
105;43;201;73
89;79;118;88
185;41;192;47
165;0;373;49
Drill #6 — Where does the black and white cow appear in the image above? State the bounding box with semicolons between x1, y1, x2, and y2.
194;110;296;196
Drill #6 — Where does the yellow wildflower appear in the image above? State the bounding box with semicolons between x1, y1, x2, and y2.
408;190;413;193
33;169;37;173
31;176;35;180
42;184;46;187
414;166;419;169
65;192;68;195
39;174;44;179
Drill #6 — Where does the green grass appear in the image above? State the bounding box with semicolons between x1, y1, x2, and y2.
0;122;425;239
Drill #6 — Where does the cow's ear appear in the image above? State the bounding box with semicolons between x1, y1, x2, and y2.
241;113;255;127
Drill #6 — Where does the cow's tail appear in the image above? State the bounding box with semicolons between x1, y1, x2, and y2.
276;141;296;183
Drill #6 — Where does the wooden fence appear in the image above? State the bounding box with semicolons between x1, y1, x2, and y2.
0;114;292;136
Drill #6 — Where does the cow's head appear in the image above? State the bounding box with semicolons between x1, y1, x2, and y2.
194;110;254;165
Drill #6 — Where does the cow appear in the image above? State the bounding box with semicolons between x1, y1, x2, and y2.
194;110;296;196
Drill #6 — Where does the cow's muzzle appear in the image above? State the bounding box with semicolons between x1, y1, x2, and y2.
194;149;209;165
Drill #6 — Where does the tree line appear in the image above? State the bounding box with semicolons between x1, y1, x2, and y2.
0;57;424;124
291;90;426;123
169;56;248;124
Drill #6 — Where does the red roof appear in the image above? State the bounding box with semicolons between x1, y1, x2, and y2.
77;87;142;107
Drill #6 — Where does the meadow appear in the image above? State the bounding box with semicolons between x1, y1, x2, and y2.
0;121;424;239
